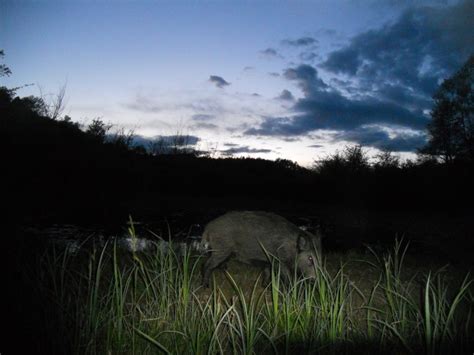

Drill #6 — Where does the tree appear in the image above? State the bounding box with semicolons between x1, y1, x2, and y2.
86;118;112;144
422;55;474;163
374;148;400;169
41;84;67;120
0;50;13;107
313;145;370;175
0;50;11;77
109;126;135;150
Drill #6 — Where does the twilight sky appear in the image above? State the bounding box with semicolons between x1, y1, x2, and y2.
1;0;472;165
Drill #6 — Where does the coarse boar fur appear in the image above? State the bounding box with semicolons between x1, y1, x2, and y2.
201;211;322;286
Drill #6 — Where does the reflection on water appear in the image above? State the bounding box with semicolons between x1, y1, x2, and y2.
22;223;207;256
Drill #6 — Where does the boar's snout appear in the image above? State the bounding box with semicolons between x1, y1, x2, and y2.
296;233;321;279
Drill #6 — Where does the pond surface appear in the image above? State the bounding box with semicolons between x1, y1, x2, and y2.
19;221;205;256
18;215;317;256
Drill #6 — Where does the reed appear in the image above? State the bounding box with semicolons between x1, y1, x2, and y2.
27;236;473;354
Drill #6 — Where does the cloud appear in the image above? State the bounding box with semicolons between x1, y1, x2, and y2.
245;64;428;139
268;72;280;77
283;65;328;94
322;48;361;76
276;89;295;101
125;94;163;113
209;75;230;88
191;122;218;130
321;1;473;98
132;134;201;149
292;93;428;131
282;37;318;47
281;137;301;142
125;93;225;115
287;64;428;130
260;48;283;59
299;51;319;62
316;28;338;37
220;145;273;156
191;114;215;121
332;127;427;152
243;2;472;154
244;116;310;136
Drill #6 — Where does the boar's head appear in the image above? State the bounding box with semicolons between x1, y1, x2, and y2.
295;228;322;279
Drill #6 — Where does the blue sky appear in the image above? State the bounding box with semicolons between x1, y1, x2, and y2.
1;0;472;165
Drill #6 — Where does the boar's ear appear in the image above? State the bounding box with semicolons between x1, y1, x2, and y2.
297;235;309;251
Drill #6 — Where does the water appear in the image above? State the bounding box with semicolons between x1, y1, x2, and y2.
20;216;316;256
21;223;207;256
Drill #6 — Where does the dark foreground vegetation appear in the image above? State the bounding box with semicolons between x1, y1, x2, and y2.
2;53;473;353
8;235;474;354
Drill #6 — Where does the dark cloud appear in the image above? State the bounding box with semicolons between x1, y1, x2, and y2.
276;89;295;101
377;84;432;109
220;145;273;156
332;127;427;152
243;66;255;71
372;0;459;11
209;75;230;88
260;48;283;59
282;37;318;47
308;144;324;148
322;1;473;98
316;28;337;37
292;90;428;131
322;48;361;76
299;51;319;62
244;63;429;153
330;78;352;86
244;116;310;136
284;65;328;94
244;2;471;153
132;134;200;149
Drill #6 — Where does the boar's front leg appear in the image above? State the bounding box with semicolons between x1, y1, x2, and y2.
202;250;231;287
262;263;291;286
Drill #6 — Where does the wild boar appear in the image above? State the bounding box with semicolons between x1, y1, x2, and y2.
201;211;322;286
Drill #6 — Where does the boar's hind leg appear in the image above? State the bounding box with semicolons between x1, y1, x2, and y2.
202;250;231;287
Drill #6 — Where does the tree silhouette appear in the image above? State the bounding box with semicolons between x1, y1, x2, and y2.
0;50;11;77
422;55;474;163
374;148;400;170
86;118;112;143
314;145;370;175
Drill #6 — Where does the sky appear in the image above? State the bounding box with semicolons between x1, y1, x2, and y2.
1;0;472;166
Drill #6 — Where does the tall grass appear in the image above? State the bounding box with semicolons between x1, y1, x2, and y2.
26;236;473;354
363;239;473;353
